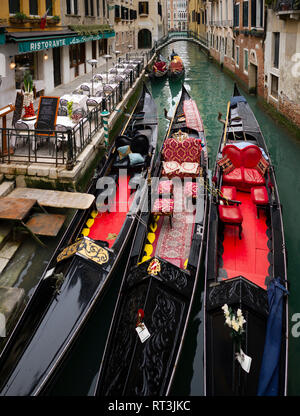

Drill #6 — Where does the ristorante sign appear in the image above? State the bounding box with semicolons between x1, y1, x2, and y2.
17;31;115;53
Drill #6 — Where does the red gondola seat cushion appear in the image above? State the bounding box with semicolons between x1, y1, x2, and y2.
218;205;243;224
158;180;174;195
251;186;268;205
221;186;237;201
152;198;174;215
243;168;265;186
222;168;243;185
221;144;266;190
162;136;202;163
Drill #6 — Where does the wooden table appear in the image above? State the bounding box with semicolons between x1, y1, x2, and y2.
0;197;65;246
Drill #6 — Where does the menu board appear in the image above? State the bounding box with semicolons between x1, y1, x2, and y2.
12;92;24;127
35;96;59;135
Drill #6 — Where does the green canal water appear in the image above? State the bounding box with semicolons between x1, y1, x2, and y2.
48;41;300;396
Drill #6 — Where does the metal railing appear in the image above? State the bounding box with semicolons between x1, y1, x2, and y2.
153;30;209;52
0;58;145;168
275;0;300;10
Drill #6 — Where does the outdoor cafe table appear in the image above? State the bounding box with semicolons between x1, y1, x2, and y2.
14;116;88;150
59;94;88;111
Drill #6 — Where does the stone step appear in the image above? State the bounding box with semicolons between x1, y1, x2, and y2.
0;286;25;336
0;181;15;198
0;240;21;277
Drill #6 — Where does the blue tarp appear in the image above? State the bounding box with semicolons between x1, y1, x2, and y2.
257;277;288;396
230;96;247;106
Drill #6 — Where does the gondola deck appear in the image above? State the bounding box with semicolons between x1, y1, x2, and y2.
94;84;208;396
87;174;131;248
204;84;288;396
0;83;158;396
219;189;269;289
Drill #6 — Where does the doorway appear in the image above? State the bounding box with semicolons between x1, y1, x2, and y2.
53;47;61;87
138;29;152;49
249;63;258;94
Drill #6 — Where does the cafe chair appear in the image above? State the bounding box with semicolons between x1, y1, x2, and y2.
72;88;83;95
54;124;69;155
109;68;118;74
80;84;90;96
14;120;30;148
103;84;113;94
57;106;68;116
60;98;68;107
73;108;87;116
95;91;104;97
93;74;103;82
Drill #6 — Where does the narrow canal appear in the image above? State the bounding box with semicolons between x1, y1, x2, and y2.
47;41;300;396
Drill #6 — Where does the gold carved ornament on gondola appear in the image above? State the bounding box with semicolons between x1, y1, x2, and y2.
56;238;109;265
147;258;161;276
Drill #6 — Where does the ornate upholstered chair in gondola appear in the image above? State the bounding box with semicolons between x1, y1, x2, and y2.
152;198;174;228
251;186;269;219
218;198;243;240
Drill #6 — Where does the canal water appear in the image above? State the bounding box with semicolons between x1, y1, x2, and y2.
48;41;300;396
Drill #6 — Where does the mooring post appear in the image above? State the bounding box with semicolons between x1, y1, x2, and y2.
101;110;110;151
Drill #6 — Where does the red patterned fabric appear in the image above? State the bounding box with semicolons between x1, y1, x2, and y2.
243;168;265;186
184;182;198;198
217;156;235;174
152;198;174;214
218;205;243;224
256;156;269;176
183;99;204;132
251;186;268;205
162;137;202;163
221;186;237;201
158;180;174;195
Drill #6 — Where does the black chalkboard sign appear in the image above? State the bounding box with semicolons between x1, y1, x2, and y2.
12;92;24;128
35;96;59;136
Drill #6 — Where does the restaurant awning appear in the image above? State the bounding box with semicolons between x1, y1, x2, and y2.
7;29;115;53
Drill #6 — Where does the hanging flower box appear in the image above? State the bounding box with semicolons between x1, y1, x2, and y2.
47;16;61;25
9;13;30;24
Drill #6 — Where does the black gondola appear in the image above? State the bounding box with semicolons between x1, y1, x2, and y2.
204;84;288;396
0;83;158;396
94;84;208;396
168;51;185;80
150;54;168;79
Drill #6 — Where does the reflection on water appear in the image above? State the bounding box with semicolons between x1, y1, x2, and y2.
47;41;300;396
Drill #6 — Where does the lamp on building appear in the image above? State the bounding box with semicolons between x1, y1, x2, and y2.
103;54;112;84
87;59;98;96
44;53;49;61
9;56;16;70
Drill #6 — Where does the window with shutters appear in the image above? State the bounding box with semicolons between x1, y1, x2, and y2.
29;0;38;15
233;3;240;27
273;32;280;69
139;2;149;15
244;49;248;72
243;1;248;27
9;0;20;14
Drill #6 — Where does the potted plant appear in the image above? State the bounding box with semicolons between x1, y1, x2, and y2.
22;71;36;120
29;16;42;25
9;12;29;24
47;15;61;25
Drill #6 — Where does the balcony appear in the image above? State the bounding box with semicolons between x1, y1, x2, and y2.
209;20;233;27
275;0;300;19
